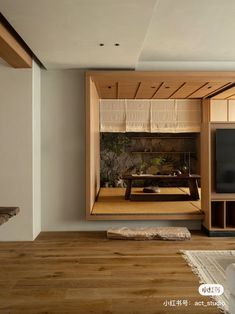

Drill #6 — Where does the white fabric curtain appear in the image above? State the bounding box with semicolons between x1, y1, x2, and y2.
100;99;201;133
100;100;126;132
175;100;201;132
126;100;151;132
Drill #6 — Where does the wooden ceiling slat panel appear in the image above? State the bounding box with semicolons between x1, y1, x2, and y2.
98;83;117;99
170;82;207;98
92;73;235;100
227;93;235;99
118;82;140;99
152;82;184;99
213;86;235;99
135;82;162;99
188;82;230;98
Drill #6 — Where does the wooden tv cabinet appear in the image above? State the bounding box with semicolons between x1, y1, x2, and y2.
201;99;235;236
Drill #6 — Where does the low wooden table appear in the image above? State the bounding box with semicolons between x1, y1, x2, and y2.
122;174;200;201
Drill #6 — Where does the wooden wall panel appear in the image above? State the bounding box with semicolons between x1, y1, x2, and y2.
228;100;235;121
210;100;228;121
86;75;100;216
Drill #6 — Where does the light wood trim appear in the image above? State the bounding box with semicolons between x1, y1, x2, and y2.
202;99;210;123
201;122;211;230
87;213;204;221
86;74;100;217
86;74;92;217
0;22;32;68
88;70;235;82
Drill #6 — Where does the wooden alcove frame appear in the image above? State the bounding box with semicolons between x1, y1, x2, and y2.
86;70;235;221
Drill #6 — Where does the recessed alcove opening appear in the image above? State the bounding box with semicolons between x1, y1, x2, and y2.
85;71;213;221
92;131;202;217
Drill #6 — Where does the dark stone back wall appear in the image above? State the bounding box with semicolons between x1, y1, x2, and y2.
100;132;200;187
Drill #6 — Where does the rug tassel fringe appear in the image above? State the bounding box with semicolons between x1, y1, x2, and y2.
180;250;228;314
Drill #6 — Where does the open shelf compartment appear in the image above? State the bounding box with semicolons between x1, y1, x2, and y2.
226;201;235;228
211;201;225;229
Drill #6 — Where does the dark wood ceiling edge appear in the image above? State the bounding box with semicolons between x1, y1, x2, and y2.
205;82;235;99
134;82;141;99
116;82;119;98
0;12;45;69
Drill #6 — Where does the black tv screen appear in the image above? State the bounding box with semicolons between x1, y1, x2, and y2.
216;129;235;193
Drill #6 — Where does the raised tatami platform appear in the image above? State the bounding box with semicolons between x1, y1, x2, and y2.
92;188;203;220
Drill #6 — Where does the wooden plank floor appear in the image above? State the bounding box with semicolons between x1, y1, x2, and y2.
92;188;202;217
0;231;234;313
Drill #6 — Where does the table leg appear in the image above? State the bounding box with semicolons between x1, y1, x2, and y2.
125;180;132;200
188;179;199;200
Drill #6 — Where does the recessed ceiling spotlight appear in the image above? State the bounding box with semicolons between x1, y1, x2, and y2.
114;43;120;46
99;43;104;46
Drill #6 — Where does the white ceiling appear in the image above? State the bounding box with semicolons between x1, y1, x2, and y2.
139;0;235;62
1;0;235;69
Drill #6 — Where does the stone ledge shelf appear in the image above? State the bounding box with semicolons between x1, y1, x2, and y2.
0;207;20;226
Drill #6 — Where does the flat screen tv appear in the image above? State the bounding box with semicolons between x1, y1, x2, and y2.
216;129;235;193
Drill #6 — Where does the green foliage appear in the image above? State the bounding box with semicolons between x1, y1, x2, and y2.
151;157;166;166
139;161;148;172
101;133;130;156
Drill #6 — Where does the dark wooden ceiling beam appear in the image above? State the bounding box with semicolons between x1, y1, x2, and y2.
116;82;119;99
134;82;141;99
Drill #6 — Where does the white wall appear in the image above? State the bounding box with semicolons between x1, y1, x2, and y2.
41;69;201;231
0;61;41;241
0;67;33;240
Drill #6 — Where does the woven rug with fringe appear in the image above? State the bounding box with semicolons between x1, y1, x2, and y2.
181;250;235;313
